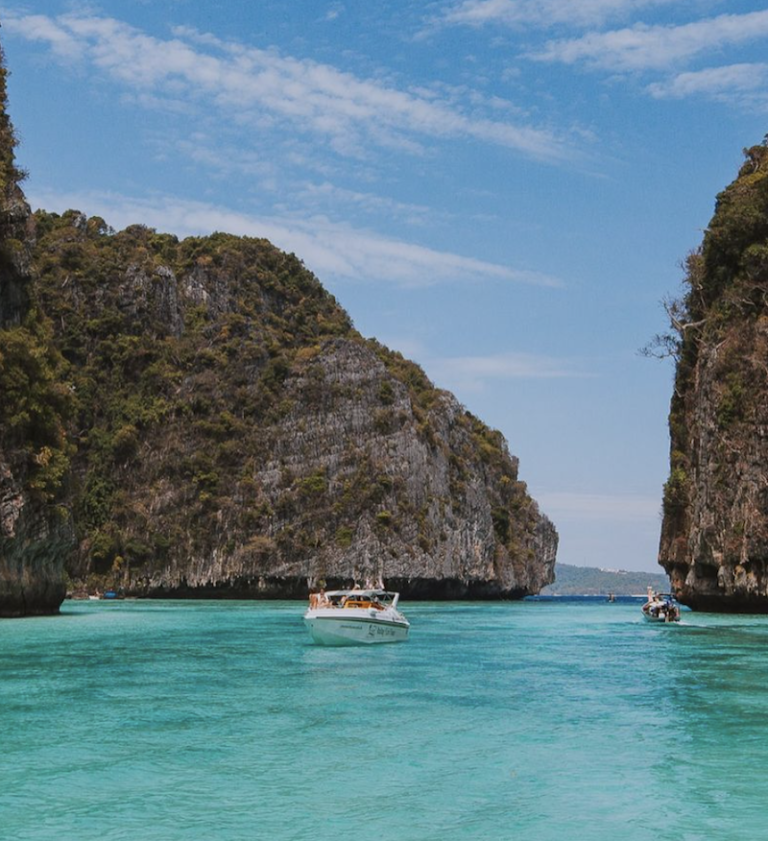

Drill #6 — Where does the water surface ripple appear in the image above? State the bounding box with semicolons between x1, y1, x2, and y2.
2;599;767;840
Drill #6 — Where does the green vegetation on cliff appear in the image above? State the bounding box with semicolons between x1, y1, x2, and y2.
0;45;24;207
32;213;350;580
0;43;74;616
28;210;555;596
658;136;768;610
0;45;72;502
0;33;555;605
0;314;73;499
657;140;768;525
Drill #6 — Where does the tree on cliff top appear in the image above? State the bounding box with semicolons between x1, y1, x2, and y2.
0;43;22;196
644;136;768;363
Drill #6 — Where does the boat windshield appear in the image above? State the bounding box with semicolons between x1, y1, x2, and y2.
309;589;398;608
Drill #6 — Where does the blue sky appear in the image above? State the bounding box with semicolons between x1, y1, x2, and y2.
3;0;767;572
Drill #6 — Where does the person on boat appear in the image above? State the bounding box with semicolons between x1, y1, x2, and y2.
309;589;329;609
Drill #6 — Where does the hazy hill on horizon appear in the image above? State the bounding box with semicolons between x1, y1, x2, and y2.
541;563;669;596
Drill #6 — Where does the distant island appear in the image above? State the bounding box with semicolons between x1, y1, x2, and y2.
541;563;669;596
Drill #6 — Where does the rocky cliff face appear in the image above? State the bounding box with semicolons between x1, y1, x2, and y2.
31;212;557;599
0;46;73;617
659;139;768;611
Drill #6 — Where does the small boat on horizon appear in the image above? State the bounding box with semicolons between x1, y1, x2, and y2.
641;587;680;623
304;588;410;646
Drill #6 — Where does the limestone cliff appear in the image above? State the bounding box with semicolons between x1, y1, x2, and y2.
659;138;768;611
0;46;73;617
32;212;557;599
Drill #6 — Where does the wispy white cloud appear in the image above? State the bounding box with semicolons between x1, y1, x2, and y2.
323;3;345;22
530;10;768;71
30;188;562;288
536;491;660;521
363;339;584;388
293;181;443;227
3;11;571;161
647;62;768;102
145;132;282;190
427;350;587;391
144;130;349;196
440;352;586;377
440;0;677;30
3;12;85;59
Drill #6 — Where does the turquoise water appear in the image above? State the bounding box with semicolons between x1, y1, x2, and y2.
3;599;768;841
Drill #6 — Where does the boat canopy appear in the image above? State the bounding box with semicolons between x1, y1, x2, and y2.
311;589;401;608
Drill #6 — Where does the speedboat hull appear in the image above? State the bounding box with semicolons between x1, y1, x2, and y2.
642;610;679;623
304;611;409;646
641;599;680;623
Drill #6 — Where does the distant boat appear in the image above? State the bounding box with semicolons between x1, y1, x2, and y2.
641;587;680;623
100;590;124;600
304;588;410;645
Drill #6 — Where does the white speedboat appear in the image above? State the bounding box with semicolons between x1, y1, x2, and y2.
304;588;410;646
641;588;681;623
